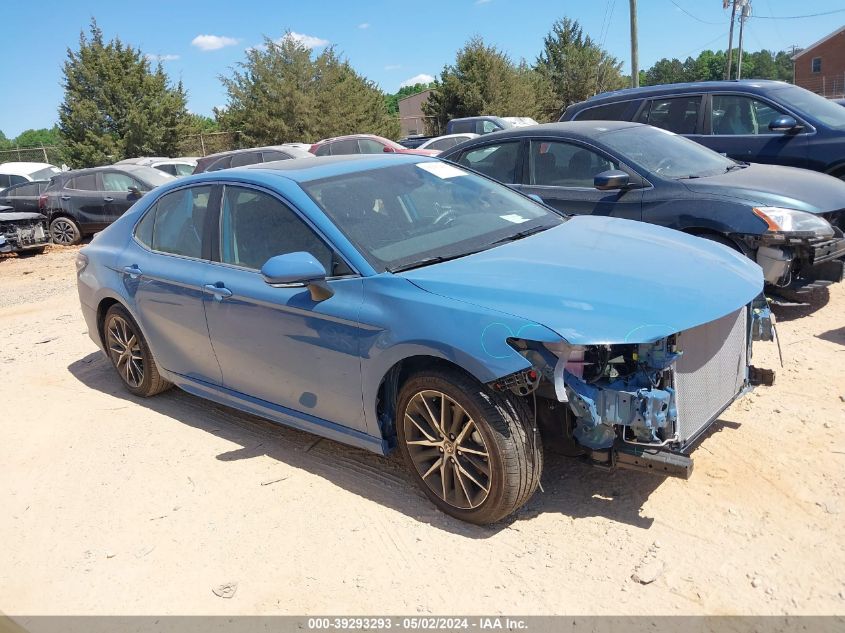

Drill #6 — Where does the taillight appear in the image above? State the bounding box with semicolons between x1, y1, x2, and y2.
38;194;47;210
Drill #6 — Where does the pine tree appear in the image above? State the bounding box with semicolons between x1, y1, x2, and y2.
58;20;189;167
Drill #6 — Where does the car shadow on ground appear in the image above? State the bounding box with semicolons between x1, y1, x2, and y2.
817;326;845;346
770;288;830;323
66;351;742;538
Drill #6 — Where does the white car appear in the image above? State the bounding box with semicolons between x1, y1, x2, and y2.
114;157;198;177
0;162;62;191
417;133;480;152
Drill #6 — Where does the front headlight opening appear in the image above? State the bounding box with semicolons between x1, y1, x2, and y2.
753;207;835;239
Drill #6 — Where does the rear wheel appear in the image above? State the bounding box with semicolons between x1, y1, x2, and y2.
396;368;542;524
103;305;172;397
50;217;81;246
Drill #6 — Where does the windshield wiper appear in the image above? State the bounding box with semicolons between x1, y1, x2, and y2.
676;175;701;180
387;249;488;273
490;224;551;245
724;163;746;172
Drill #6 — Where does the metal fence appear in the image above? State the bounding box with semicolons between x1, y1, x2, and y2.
0;146;64;166
176;130;245;157
796;74;845;99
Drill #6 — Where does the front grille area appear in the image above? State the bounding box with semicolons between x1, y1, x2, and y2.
0;219;48;247
673;307;748;447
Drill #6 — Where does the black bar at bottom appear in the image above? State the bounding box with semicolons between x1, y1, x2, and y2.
615;444;694;479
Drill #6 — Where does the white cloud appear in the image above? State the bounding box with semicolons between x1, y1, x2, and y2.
358;22;370;29
191;34;239;51
385;64;402;71
400;73;434;88
284;31;329;49
145;53;180;62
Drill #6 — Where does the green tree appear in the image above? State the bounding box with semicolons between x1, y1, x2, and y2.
0;130;10;150
533;18;625;120
422;37;539;134
14;126;61;147
219;33;399;144
643;58;687;85
58;20;190;167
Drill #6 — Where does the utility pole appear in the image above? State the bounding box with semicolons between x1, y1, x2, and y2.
630;0;639;88
725;0;738;80
737;1;751;79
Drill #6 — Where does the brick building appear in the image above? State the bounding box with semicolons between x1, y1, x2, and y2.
793;25;845;98
398;89;434;137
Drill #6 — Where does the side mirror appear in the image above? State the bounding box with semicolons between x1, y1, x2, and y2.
594;169;631;191
768;116;802;133
527;193;544;204
382;146;395;153
261;252;333;301
128;186;142;197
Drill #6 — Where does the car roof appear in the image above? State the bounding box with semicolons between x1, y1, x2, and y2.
184;154;430;185
0;162;58;175
446;121;642;145
580;79;792;106
314;134;391;144
202;145;313;160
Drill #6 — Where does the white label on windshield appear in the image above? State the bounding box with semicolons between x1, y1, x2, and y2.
416;162;467;179
500;214;530;224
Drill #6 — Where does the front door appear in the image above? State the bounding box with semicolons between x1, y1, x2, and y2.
704;93;809;168
202;185;367;434
101;171;145;222
517;139;642;219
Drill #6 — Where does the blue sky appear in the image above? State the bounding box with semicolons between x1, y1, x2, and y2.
1;0;843;138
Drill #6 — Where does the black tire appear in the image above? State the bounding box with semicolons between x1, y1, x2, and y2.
18;247;46;257
102;304;172;397
50;216;82;246
396;368;542;524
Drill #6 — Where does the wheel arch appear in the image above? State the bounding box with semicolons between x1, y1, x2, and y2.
680;227;751;256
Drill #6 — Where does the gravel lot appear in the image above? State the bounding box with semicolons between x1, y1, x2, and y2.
1;246;843;615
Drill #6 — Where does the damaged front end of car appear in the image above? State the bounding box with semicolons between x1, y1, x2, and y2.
0;208;50;254
493;302;775;479
744;207;845;300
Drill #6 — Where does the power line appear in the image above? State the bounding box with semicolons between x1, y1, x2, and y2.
680;31;730;57
667;0;723;25
753;8;845;19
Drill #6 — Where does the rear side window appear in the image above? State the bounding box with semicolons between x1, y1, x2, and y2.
67;173;99;191
207;156;233;172
450;120;474;134
331;139;360;155
575;101;631;121
8;183;40;196
456;142;521;183
149;186;213;258
262;151;291;162
315;144;332;157
427;137;459;151
637;97;701;134
358;139;385;154
230;152;262;168
0;175;10;189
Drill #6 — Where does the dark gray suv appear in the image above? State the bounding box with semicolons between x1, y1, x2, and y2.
562;80;845;180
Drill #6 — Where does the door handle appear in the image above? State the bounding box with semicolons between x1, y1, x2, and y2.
203;283;233;300
60;195;71;200
103;196;114;202
123;265;142;279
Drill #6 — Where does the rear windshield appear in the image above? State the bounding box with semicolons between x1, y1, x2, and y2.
770;85;845;130
30;166;61;180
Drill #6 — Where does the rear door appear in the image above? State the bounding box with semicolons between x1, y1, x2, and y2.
636;95;705;144
452;140;523;185
0;182;44;212
703;92;809;167
516;138;642;219
63;173;109;230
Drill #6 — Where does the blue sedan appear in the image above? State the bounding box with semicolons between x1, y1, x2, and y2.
77;154;771;523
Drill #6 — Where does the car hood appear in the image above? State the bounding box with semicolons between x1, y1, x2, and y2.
680;163;845;213
0;211;45;221
401;216;763;345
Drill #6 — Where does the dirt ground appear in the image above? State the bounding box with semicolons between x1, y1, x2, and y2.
0;245;843;616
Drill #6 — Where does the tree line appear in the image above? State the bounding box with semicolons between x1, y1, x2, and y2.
4;19;801;168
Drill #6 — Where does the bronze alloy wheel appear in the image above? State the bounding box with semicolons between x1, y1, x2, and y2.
106;314;145;388
403;389;492;510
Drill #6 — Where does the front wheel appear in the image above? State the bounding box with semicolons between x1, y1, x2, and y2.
396;368;542;524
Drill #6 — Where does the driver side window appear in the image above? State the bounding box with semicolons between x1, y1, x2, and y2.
219;186;347;275
529;141;617;187
711;95;787;135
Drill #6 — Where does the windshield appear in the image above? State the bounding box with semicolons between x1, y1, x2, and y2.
30;166;61;180
301;161;563;272
127;166;175;187
601;125;736;179
771;85;845;130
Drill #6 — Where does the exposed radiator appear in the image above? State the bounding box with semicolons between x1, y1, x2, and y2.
673;307;748;447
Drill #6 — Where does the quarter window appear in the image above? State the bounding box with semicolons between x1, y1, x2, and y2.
149;186;213;258
331;139;360;155
456;142;520;183
575;101;631;121
219;186;340;274
529;141;617;187
711;95;787;135
637;97;700;134
207;156;233;172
